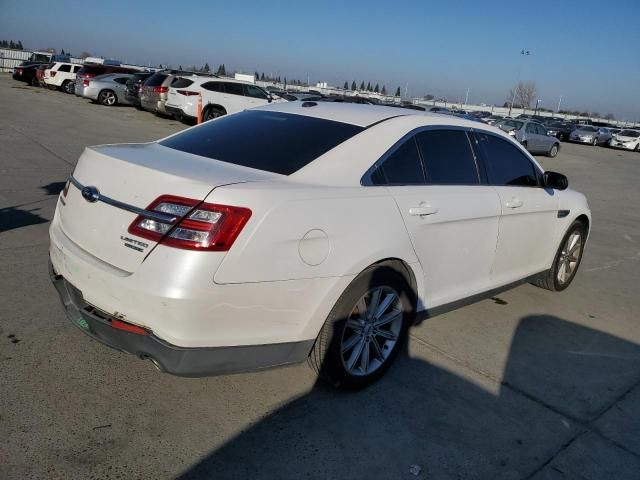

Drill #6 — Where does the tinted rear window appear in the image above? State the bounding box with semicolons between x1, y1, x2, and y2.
145;73;168;87
78;66;106;76
171;77;194;88
160;110;364;175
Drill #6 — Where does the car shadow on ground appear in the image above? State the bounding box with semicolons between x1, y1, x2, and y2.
176;313;640;480
40;181;66;196
0;205;48;233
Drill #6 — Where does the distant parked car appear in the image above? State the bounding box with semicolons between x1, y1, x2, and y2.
43;62;83;94
125;72;154;106
281;92;326;101
569;125;611;146
139;71;194;116
485;115;504;125
498;119;560;157
77;73;135;106
12;64;41;86
429;106;451;113
545;122;577;142
75;65;138;96
609;129;640;151
469;111;492;119
165;77;274;122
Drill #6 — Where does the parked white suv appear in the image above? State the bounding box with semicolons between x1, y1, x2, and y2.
44;62;83;94
49;103;591;388
164;76;274;122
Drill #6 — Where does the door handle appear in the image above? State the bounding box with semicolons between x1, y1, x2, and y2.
505;198;523;209
409;205;438;216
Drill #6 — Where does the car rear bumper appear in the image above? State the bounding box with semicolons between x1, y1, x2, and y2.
49;259;314;377
165;105;194;120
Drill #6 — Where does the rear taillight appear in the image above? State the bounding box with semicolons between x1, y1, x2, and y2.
109;318;149;335
177;90;199;96
153;86;168;93
50;71;57;77
16;68;23;74
128;195;252;251
83;79;90;87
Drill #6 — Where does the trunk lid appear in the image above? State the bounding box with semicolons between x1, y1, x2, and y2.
59;143;273;273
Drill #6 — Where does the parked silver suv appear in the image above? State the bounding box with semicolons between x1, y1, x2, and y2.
498;119;560;157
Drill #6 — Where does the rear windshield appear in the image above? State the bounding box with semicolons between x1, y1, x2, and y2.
160;110;364;175
145;73;168;87
78;66;106;76
501;120;523;130
171;77;194;88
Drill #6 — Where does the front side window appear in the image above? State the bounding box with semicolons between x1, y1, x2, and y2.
475;133;539;187
535;124;547;136
58;64;71;72
415;130;479;184
160;110;364;175
370;138;425;185
245;85;268;99
113;77;129;85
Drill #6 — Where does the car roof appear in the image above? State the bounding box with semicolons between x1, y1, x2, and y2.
255;100;504;129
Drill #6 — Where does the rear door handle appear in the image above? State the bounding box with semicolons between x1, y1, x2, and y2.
505;198;523;209
409;205;438;216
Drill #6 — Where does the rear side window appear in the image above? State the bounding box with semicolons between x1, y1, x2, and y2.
475;133;539;187
58;64;71;72
73;65;81;73
113;77;129;85
535;124;547;135
224;82;244;96
171;77;193;88
526;123;537;134
201;81;224;92
160;110;364;175
370;138;425;185
146;73;168;87
415;130;479;184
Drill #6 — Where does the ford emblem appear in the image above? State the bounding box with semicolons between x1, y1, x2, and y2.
81;186;100;203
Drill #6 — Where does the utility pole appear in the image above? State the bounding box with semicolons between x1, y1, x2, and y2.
464;87;470;106
556;95;563;113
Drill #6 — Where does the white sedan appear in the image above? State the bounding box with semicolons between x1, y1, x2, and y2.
49;102;591;388
609;129;640;151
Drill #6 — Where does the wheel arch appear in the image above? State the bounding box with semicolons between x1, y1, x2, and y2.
99;88;117;103
203;103;227;115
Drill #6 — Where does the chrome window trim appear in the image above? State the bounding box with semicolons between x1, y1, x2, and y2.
68;176;177;223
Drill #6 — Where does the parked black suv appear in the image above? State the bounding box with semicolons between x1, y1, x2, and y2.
545;122;577;141
125;72;154;106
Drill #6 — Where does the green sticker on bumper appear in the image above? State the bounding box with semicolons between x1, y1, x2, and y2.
76;318;89;330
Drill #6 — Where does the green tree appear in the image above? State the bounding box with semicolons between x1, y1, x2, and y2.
395;86;401;97
179;65;183;70
17;40;24;50
359;81;365;90
203;63;210;72
261;72;265;80
381;85;386;95
255;71;260;80
60;48;65;55
351;81;357;90
374;83;379;93
9;40;16;49
343;81;348;89
284;77;287;88
217;64;226;76
366;82;371;91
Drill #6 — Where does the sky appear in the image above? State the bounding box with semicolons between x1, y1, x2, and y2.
2;0;639;121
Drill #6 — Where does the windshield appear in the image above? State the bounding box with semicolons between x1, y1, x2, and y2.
619;130;640;137
29;53;50;63
500;120;524;131
160;110;364;175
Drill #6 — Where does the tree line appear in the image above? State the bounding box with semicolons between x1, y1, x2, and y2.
342;81;401;97
0;40;24;50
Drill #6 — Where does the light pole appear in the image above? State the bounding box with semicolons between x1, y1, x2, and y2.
534;98;541;115
508;49;531;117
464;87;470;106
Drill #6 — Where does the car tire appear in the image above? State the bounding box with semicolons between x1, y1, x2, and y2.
98;90;117;106
308;265;414;389
61;80;74;95
532;220;587;292
547;143;559;158
592;138;597;146
30;77;39;87
203;106;225;122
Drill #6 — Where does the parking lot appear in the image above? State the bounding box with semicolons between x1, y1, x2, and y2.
1;73;640;479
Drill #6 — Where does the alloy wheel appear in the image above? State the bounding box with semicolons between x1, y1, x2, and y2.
102;92;116;106
340;286;403;376
557;231;583;285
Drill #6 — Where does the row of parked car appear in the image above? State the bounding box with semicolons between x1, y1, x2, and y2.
13;59;640;153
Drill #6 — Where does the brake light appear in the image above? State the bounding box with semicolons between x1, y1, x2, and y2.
83;79;90;87
50;71;57;77
16;68;23;74
177;90;199;96
128;195;252;251
152;86;168;93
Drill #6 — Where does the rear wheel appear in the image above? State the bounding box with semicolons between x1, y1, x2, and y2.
592;137;597;146
532;220;586;292
203;106;225;122
98;90;117;106
62;80;74;94
308;266;413;389
547;143;559;158
30;77;39;87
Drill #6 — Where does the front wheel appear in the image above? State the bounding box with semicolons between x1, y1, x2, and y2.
98;90;117;106
592;137;597;146
532;220;586;292
308;266;413;389
547;143;559;158
62;80;75;94
203;106;225;122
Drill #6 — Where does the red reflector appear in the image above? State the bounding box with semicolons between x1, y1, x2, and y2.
177;90;199;96
110;318;149;335
153;86;168;93
83;79;90;87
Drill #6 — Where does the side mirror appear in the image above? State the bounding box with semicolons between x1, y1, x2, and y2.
543;171;568;190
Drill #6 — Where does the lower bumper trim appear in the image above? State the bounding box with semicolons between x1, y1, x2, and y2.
49;260;314;377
